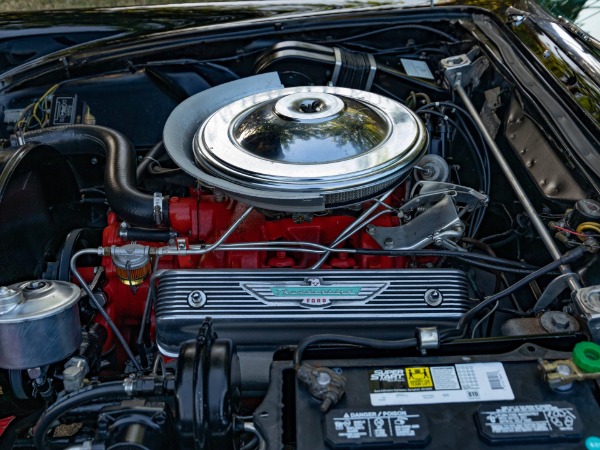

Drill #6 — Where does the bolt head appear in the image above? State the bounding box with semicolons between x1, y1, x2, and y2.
317;371;332;386
27;367;42;379
555;364;572;376
187;290;207;308
551;313;570;330
27;281;46;290
153;412;167;425
424;289;443;307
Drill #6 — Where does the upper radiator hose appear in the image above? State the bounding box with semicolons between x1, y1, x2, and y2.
24;125;167;227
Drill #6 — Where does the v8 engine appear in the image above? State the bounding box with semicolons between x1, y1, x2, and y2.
1;9;600;450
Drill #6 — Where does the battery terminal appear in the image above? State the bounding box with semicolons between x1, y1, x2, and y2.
539;341;600;389
296;364;346;413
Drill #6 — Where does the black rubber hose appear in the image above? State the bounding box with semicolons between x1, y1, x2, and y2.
33;381;128;449
293;248;585;368
350;248;537;269
24;125;168;227
136;141;165;181
293;335;418;368
439;247;586;343
121;228;173;242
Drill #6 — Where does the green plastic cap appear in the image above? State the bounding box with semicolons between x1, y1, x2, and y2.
573;341;600;373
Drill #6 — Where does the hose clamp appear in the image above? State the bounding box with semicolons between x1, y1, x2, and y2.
123;377;134;394
153;192;163;226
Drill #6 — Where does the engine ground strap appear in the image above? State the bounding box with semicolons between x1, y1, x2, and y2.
332;47;377;90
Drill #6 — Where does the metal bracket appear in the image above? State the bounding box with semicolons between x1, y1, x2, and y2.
401;181;488;214
440;47;490;89
573;286;600;342
532;273;576;314
369;181;487;251
416;327;439;355
369;196;464;251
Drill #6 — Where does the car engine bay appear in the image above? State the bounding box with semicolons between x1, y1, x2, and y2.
0;7;599;449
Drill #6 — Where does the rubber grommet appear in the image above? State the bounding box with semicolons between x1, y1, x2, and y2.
573;341;600;373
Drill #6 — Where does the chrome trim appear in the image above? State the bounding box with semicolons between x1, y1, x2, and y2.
192;85;427;210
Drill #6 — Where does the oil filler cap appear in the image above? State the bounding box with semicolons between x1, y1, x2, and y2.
572;341;600;373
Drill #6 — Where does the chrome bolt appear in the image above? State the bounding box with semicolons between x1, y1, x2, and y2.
424;289;443;307
187;290;207;308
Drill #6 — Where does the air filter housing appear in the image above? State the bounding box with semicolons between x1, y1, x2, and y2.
164;76;427;211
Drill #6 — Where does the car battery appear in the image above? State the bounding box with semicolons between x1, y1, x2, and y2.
254;343;600;449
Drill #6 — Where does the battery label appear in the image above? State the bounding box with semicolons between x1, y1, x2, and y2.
476;402;583;443
324;408;430;447
369;362;514;406
405;367;433;389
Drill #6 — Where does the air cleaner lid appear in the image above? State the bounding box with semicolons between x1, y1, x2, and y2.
233;92;389;164
185;84;426;211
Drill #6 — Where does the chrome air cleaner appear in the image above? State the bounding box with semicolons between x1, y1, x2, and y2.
164;75;427;211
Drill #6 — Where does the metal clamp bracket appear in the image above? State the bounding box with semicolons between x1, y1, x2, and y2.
533;273;577;314
401;181;488;214
440;47;490;89
153;192;163;226
369;196;464;250
368;181;487;251
416;327;439;355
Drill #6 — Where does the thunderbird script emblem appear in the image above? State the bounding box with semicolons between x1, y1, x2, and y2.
240;277;388;308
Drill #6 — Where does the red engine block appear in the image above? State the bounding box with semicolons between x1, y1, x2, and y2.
94;188;429;360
